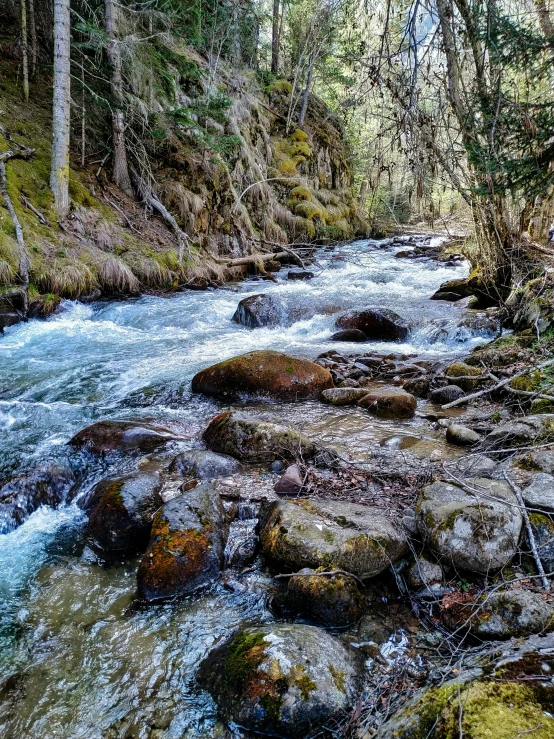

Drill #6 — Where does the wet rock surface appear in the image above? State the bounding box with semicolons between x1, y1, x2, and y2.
191;350;334;400
335;307;410;341
232;294;283;328
198;624;362;737
68;420;182;455
137;483;227;601
260;498;408;577
284;568;363;627
168;449;242;480
358;387;417;418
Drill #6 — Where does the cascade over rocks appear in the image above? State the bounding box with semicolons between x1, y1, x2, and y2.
202;411;317;462
191;350;333;400
137;483;227;601
335;307;410;341
357;387;417;418
83;472;164;555
197;624;362;738
168;449;242;480
0;464;76;534
69;420;182;455
260;498;409;578
416;478;522;573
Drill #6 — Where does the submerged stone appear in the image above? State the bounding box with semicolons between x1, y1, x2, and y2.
69;420;182;455
191;350;333;401
198;624;362;737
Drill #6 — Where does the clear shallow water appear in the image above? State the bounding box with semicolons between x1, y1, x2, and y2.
0;236;483;737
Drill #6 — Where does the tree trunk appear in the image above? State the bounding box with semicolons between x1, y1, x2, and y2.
535;0;554;38
105;0;133;195
271;0;280;75
20;0;29;101
28;0;37;78
50;0;71;218
297;56;314;127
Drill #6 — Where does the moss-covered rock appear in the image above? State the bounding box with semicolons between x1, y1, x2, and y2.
68;420;182;455
528;512;554;573
480;415;554;457
285;568;363;627
445;362;483;392
136;483;227;601
260;498;408;578
357;387;417;418
416;478;522;574
202;411;317;462
198;624;362;737
84;472;163;556
191;350;333;401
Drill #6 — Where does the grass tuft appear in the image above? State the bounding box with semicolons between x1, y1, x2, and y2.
98;257;140;294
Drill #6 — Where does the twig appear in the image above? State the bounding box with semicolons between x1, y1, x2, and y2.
103;195;142;235
274;569;365;588
503;471;550;591
20;194;47;224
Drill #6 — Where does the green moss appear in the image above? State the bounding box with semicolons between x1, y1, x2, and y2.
510;371;542;392
328;665;346;693
294;665;316;700
268;78;293;94
224;631;268;687
290;129;309;142
259;692;284;722
289;185;311;201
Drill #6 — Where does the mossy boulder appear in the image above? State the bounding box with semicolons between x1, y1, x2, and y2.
430;277;473;301
481;415;554;457
260;498;408;578
445;362;483;392
83;472;163;556
69;420;182;455
0;464;75;534
191;350;333;401
357;387;417;418
286;568;363;627
197;624;362;737
168;449;242;480
377;678;554;739
416;478;522;574
441;589;554;639
335;307;410;341
136;483;227;601
202;411;317;462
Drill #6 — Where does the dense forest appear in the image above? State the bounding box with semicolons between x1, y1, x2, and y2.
3;2;554;739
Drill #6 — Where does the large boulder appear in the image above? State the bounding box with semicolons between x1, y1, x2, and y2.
0;464;75;534
416;478;522;573
83;472;163;555
202;412;317;463
232;294;283;328
69;420;182;455
260;498;408;578
136;483;227;601
168;449;242;480
191;350;333;401
198;624;362;738
335;308;409;341
481;415;554;457
286;568;363;627
357;387;417;418
522;473;554;513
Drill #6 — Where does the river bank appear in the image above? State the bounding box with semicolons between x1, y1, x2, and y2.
1;233;553;738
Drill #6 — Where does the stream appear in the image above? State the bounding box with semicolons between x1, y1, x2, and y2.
0;235;492;738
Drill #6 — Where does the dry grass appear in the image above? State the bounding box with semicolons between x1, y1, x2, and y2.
98;257;140;294
0;259;16;285
33;260;97;298
126;254;176;288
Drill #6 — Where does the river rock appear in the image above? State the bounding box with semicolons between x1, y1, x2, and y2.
529;513;554;572
521;473;554;513
69;420;181;455
445;362;484;391
520;450;554;474
442;590;554;639
84;472;163;555
446;454;498;479
232;294;283;328
416;478;522;573
430;291;464;302
0;464;76;534
168;449;242;480
445;424;481;446
480;415;554;457
197;624;361;737
330;328;367;342
402;377;429;398
357;387;417;418
458;311;501;338
136;483;227;601
0;311;22;332
430;277;472;301
335;307;409;341
287;268;314;280
321;387;370;405
286;568;363;627
274;464;303;494
203;411;317;463
260;498;408;578
407;557;443;589
191;350;333;401
429;384;465;404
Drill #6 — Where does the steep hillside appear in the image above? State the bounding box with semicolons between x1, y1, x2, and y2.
0;42;365;321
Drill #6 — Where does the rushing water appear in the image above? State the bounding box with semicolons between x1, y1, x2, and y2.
0;236;488;738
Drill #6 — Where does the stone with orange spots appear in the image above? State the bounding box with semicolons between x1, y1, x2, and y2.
191;350;333;401
137;483;227;602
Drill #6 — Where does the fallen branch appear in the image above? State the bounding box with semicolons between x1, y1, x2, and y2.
441;358;554;409
20;194;47;224
103;194;142;235
215;250;303;268
274;569;365;588
503;471;550;591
